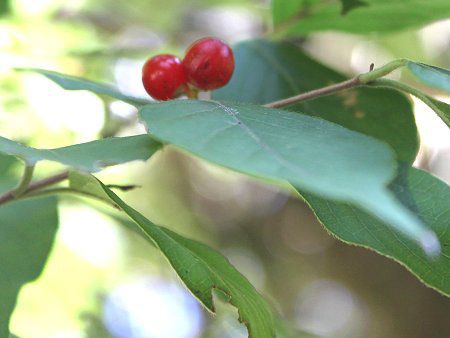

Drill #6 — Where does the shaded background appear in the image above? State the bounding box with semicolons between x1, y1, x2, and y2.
0;0;449;337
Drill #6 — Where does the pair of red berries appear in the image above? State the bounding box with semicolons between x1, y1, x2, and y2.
142;37;235;101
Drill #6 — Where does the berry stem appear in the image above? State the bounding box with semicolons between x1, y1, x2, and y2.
186;86;199;99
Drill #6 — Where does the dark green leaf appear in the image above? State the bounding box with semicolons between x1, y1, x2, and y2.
371;78;450;129
272;0;450;35
214;40;418;163
299;166;450;296
0;135;160;172
17;69;151;106
0;196;58;337
139;100;438;254
340;0;369;15
407;62;450;93
73;173;276;338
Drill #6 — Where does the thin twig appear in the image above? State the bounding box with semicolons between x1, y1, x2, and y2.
265;77;360;108
264;59;408;108
0;171;69;205
25;187;119;209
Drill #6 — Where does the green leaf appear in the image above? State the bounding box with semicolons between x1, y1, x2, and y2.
68;171;120;206
214;40;418;163
0;196;58;337
0;154;19;192
0;135;160;172
272;0;450;35
299;166;450;296
371;78;450;129
0;153;58;336
139;100;439;254
430;98;450;127
72;172;276;338
18;68;151;106
407;62;450;93
340;0;369;15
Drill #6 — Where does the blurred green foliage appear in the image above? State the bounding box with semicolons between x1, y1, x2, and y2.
1;0;449;337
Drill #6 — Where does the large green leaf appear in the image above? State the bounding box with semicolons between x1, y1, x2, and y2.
407;62;450;93
0;135;160;172
19;69;151;106
71;173;275;338
139;100;438;254
300;166;450;296
272;0;450;35
213;40;418;163
0;154;58;337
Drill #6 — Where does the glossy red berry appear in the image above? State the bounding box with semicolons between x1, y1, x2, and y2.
142;54;187;100
183;37;234;91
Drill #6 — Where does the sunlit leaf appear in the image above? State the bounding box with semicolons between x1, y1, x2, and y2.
72;172;276;338
407;62;450;93
68;171;120;206
139;100;439;254
0;135;160;172
214;40;418;163
299;166;450;296
18;68;151;106
272;0;450;34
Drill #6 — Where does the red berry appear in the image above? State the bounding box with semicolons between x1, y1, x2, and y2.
142;54;187;100
183;37;234;91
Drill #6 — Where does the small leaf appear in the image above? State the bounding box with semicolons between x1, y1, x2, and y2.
0;135;160;172
73;172;276;338
407;61;450;93
0;153;59;337
299;166;450;296
139;100;439;254
0;193;58;337
0;196;58;337
340;0;369;15
214;40;419;163
18;68;151;106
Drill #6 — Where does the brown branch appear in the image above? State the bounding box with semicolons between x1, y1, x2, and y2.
0;171;69;205
265;77;361;108
264;59;408;108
